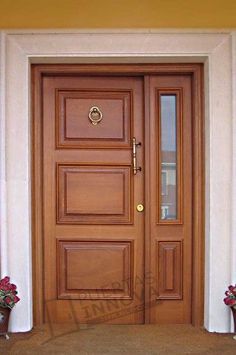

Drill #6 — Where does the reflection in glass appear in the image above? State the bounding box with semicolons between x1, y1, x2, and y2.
160;95;177;220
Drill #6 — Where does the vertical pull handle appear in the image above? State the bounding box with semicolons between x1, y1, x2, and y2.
132;137;142;175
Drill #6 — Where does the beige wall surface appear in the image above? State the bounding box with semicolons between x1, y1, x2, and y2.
0;0;235;29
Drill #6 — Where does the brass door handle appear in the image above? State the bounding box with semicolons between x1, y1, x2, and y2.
132;137;142;175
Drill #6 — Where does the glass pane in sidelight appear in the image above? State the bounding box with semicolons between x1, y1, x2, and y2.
160;95;177;220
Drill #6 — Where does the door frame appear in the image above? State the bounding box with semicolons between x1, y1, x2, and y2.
1;30;234;333
32;63;204;326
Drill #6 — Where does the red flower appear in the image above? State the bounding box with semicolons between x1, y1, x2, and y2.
13;296;20;303
5;297;11;305
224;297;236;306
0;276;19;309
0;276;10;286
224;297;229;305
229;285;236;295
10;284;17;291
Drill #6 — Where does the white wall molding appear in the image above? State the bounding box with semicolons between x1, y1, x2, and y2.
0;32;8;278
0;30;234;332
231;32;236;332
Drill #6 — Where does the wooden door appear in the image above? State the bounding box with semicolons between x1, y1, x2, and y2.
42;75;145;324
32;64;204;326
146;75;193;323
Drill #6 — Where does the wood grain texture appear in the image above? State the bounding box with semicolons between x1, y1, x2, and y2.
56;89;132;149
34;70;144;324
57;164;133;224
57;240;133;299
148;74;193;324
157;241;183;299
191;65;205;327
32;64;204;326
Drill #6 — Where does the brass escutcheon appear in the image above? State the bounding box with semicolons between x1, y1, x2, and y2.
136;204;144;212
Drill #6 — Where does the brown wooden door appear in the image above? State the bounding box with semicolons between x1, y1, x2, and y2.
42;75;145;324
147;75;193;323
33;65;203;326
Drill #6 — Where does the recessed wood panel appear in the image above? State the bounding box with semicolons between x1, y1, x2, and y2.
157;241;182;299
56;89;132;149
57;164;133;224
57;240;133;299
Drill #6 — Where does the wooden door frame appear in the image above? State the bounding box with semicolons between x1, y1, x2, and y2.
32;63;204;326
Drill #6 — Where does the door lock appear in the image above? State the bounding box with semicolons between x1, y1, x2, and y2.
136;204;144;212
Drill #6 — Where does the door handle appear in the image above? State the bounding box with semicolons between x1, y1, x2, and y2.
132;137;142;175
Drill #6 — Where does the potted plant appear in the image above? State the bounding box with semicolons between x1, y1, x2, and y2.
0;276;20;337
224;284;236;333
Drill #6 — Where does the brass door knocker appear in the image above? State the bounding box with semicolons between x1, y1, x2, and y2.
88;106;103;125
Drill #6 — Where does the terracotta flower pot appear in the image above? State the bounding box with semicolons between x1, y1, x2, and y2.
0;307;11;334
230;306;236;333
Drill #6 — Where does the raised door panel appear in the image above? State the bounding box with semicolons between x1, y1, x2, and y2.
57;240;133;299
57;164;133;224
56;89;132;148
157;241;182;299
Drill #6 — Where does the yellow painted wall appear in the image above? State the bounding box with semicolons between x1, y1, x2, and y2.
0;0;235;29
